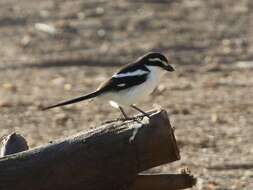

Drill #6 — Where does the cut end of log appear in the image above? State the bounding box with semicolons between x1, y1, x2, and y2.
0;132;29;157
103;109;181;171
147;109;181;163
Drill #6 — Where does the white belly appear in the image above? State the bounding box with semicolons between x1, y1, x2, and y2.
102;66;163;108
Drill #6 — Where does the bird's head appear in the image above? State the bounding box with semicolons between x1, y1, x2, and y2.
138;52;175;72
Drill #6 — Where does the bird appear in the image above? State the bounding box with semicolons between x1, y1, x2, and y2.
42;52;175;119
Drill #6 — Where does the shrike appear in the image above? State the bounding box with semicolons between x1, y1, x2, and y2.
43;52;175;119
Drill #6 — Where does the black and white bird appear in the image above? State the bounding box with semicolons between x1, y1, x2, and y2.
43;52;174;119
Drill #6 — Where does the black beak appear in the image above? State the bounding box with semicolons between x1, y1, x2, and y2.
165;64;175;72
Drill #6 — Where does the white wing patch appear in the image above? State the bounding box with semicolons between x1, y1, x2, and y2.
117;83;126;87
113;69;148;78
109;100;119;108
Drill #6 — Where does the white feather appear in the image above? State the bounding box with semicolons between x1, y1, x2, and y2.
149;58;163;62
109;100;119;108
117;83;126;87
149;58;167;66
113;69;148;78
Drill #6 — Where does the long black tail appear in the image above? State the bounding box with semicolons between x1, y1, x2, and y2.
42;90;101;110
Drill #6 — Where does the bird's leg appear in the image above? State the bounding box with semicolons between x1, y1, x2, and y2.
130;105;151;119
102;107;132;124
117;106;146;142
119;106;130;120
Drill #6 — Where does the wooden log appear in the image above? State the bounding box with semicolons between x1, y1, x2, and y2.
0;110;180;190
131;173;197;190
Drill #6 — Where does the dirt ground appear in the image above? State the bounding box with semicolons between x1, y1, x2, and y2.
0;0;252;189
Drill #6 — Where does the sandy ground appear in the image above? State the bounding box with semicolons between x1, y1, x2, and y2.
0;0;252;189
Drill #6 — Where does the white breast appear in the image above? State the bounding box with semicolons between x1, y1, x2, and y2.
104;66;164;108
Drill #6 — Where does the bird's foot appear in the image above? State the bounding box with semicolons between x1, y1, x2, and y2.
101;117;136;124
118;116;139;122
102;113;151;125
135;113;151;119
130;105;152;119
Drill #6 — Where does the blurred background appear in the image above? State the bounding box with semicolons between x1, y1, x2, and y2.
0;0;252;189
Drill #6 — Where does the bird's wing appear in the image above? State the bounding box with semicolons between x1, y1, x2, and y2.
97;64;149;92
